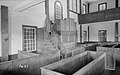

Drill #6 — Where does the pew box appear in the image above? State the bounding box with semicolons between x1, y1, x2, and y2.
41;51;105;75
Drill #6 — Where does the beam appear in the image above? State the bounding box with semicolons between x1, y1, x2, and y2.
69;10;80;14
19;1;45;12
12;0;45;11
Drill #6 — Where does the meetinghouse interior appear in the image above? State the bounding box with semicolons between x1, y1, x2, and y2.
0;0;120;75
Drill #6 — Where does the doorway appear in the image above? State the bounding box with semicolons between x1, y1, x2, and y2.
98;30;107;42
83;31;87;42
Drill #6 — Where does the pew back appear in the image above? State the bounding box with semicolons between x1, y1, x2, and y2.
41;51;104;75
0;51;60;75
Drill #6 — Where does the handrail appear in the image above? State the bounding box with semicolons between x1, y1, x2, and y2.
42;26;59;51
42;22;68;59
51;23;68;59
79;7;120;24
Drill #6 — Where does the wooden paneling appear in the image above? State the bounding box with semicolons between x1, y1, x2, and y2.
74;53;105;75
1;5;9;62
79;14;90;24
8;54;18;61
0;61;12;71
37;28;45;51
57;18;76;31
79;7;120;24
18;50;39;59
106;53;115;70
41;52;89;75
37;28;44;41
90;11;105;22
12;59;30;74
0;51;60;74
41;52;105;75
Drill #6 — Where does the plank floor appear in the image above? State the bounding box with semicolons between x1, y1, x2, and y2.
102;63;120;75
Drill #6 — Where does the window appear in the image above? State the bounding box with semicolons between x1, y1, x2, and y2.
98;30;107;42
98;3;107;11
83;4;86;14
54;1;63;21
23;25;37;51
69;0;80;13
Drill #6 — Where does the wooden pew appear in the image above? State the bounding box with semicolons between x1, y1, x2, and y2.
0;51;60;75
18;50;39;59
41;51;104;75
74;53;106;75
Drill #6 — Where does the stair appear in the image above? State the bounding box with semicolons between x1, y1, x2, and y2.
37;23;68;59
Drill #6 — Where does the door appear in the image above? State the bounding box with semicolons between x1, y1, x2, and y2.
98;30;107;42
83;31;87;42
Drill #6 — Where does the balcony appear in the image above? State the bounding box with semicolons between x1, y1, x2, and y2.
78;7;120;24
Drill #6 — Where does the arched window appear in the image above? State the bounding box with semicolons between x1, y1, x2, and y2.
54;1;63;21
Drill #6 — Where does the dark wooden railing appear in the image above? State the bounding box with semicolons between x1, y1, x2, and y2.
78;7;120;24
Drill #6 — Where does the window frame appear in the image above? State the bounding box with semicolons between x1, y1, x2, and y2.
69;0;80;13
83;31;87;42
98;2;107;11
22;25;37;52
83;4;87;14
98;30;107;42
54;0;63;21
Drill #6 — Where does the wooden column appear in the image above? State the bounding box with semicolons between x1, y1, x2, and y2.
45;0;51;40
116;0;119;8
80;25;82;43
88;26;89;42
115;22;118;42
88;3;90;13
67;0;70;18
45;0;50;32
79;0;82;43
79;0;82;14
1;5;9;62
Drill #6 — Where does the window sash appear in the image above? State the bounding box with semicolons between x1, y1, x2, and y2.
55;1;63;21
83;4;86;14
23;25;37;52
98;3;107;11
69;0;79;13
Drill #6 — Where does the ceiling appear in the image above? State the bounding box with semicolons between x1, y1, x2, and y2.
0;0;39;10
0;0;99;10
0;0;24;9
84;0;99;3
0;0;45;16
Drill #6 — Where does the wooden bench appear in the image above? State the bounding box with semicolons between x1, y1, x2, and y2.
41;51;104;75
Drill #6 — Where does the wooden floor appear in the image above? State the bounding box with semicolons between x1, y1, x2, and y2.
102;63;120;75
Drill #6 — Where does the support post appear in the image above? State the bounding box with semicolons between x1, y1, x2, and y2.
115;22;118;42
1;5;9;62
45;0;50;32
88;26;89;42
67;0;70;18
79;0;82;43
